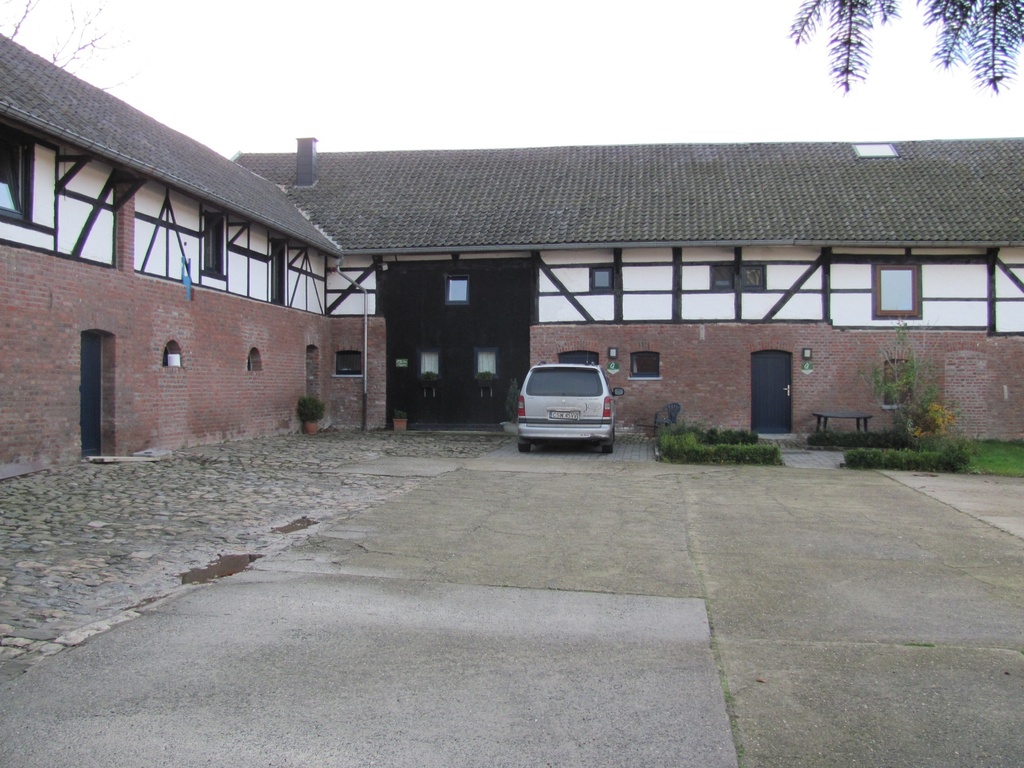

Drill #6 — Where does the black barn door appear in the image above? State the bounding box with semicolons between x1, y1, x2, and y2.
751;351;792;434
80;331;103;456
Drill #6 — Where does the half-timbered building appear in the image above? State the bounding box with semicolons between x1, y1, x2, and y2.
236;142;1024;439
3;33;1023;475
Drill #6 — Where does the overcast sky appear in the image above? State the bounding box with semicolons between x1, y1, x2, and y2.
5;0;1023;157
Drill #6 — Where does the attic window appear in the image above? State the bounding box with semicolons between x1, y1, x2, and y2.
854;143;899;158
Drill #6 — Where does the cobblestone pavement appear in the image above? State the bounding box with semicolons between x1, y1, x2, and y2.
0;431;514;676
0;429;834;677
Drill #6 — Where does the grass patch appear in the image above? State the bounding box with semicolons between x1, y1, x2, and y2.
970;440;1024;477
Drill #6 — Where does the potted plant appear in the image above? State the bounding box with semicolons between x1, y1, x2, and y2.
501;378;520;434
393;409;408;431
297;395;325;434
475;370;495;383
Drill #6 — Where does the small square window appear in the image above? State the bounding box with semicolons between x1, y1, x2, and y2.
335;350;362;376
710;265;734;291
874;265;921;318
591;267;613;292
630;351;660;379
740;265;765;291
446;275;469;304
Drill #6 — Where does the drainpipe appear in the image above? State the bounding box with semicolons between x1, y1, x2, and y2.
334;267;369;431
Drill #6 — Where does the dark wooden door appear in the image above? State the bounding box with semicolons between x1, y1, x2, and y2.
80;331;103;456
379;258;533;428
751;351;792;434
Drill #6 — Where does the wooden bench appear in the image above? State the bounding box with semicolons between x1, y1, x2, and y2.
812;411;872;432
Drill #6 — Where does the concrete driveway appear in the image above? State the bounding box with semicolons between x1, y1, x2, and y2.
1;434;1023;766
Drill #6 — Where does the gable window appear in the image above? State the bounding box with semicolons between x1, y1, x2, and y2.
591;266;613;292
270;239;287;305
630;351;660;379
335;350;362;376
558;350;600;365
446;275;469;304
203;213;226;275
873;265;921;318
0;132;30;218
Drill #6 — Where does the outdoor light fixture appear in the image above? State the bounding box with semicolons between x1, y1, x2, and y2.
608;347;618;359
802;348;813;360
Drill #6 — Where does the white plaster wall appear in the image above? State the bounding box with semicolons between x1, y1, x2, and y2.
249;259;270;301
170;192;200;233
78;209;113;264
134;183;164;218
539;295;585;322
538;271;557;293
773;293;824;321
32;146;55;228
542;249;612;266
549;267;591;293
922;264;987;298
830;293;873;326
0;219;51;249
622;247;672;263
680;264;710;291
1001;247;1024;262
767;264;821;290
622;265;673;291
995;302;1024;332
743;246;820;262
682;294;734;320
64;162;109;197
741;293;782;320
680;247;733;262
996;268;1024;298
922;300;987;327
830;263;872;290
623;294;673;320
227;251;249;295
577;294;615;321
835;247;904;256
334;293;377;315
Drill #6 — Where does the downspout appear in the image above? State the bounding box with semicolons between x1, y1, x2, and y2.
335;269;369;431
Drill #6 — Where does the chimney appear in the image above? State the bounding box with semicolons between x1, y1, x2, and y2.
296;137;318;187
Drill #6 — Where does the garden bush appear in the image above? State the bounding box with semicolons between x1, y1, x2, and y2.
659;431;782;465
844;442;972;473
662;423;759;445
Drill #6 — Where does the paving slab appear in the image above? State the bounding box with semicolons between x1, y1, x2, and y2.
0;574;736;768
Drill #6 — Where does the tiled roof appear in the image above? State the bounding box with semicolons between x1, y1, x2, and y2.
0;36;340;255
236;140;1024;252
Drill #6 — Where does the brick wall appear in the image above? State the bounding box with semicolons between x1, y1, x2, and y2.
1;235;387;472
531;323;1024;438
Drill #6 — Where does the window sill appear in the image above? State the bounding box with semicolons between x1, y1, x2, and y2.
628;376;662;381
332;374;363;378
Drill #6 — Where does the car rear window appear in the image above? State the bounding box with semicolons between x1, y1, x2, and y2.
525;369;603;396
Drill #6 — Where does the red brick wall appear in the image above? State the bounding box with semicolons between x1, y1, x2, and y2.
531;323;1024;438
1;233;386;472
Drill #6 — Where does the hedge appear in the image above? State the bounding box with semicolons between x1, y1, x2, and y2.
662;424;760;445
659;433;783;466
844;445;972;473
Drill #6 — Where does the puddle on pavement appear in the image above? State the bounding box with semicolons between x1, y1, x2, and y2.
180;554;263;585
272;516;318;534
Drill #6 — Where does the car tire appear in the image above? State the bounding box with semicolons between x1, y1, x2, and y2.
517;441;531;453
601;442;614;454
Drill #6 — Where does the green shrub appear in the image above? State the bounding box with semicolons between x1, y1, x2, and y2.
807;429;914;450
296;395;325;422
659;432;782;465
844;444;972;473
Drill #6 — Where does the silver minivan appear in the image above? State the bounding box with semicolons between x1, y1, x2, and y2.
516;364;624;453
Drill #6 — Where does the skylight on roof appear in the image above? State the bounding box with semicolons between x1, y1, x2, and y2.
853;143;899;158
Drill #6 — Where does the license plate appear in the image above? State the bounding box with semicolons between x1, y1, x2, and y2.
548;410;580;421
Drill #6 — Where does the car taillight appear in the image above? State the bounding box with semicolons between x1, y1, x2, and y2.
603;396;612;418
518;395;526;418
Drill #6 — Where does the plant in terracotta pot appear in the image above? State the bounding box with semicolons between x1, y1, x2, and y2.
393;409;408;431
297;395;325;434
